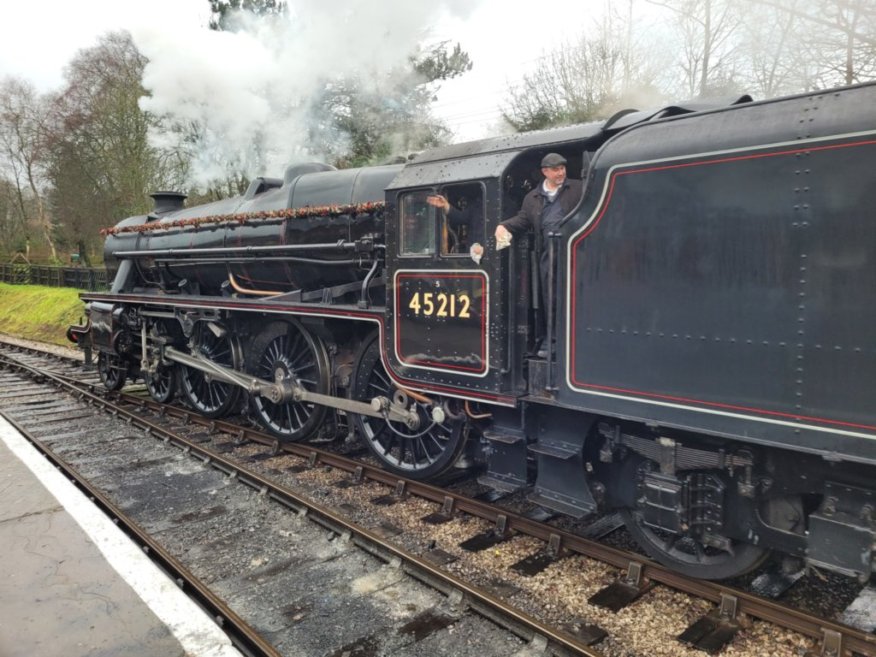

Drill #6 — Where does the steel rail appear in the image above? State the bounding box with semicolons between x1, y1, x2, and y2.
0;354;604;657
2;346;875;656
0;409;282;657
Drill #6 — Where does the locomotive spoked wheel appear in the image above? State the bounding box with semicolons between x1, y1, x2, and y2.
144;364;176;404
143;324;177;404
178;322;243;418
248;320;330;442
350;333;466;480
97;352;128;391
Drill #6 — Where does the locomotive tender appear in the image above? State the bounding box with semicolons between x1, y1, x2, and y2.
70;82;876;581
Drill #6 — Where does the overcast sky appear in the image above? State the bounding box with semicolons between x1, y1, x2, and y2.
0;0;603;143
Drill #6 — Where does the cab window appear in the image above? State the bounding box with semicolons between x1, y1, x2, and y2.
399;192;436;256
437;182;485;257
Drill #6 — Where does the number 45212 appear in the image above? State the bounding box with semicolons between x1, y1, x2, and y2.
408;292;471;319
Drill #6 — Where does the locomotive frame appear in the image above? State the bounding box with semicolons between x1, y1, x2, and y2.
71;82;876;581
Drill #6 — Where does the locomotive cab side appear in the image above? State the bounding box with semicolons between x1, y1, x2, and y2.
381;134;602;403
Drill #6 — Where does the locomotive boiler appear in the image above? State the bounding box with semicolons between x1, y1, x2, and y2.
71;81;876;582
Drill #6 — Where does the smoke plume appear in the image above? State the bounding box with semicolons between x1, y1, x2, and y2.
133;1;476;188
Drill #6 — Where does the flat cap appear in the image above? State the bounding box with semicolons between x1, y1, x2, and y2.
541;152;567;168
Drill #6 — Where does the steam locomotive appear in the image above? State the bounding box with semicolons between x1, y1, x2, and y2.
69;82;876;581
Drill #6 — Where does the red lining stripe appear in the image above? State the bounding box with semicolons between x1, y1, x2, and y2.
81;292;512;404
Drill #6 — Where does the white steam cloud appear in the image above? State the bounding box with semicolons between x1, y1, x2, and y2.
133;1;476;187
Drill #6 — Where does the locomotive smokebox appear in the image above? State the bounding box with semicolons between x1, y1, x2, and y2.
150;191;187;214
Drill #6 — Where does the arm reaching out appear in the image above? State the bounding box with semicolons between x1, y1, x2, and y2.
425;195;450;212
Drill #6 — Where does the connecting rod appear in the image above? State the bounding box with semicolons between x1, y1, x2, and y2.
162;346;424;428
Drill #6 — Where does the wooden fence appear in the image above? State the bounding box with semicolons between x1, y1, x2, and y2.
0;264;109;291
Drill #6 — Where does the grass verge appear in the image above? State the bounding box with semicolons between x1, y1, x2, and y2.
0;283;86;346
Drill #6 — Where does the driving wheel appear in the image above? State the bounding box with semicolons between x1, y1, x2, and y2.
178;321;243;418
247;320;330;441
350;333;466;479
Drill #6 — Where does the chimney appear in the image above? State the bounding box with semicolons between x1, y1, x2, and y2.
150;191;187;214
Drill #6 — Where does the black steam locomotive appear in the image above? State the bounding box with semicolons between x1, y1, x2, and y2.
70;82;876;581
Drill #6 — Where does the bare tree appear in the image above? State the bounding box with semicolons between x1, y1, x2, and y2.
746;0;876;87
0;77;57;260
650;0;744;97
736;0;806;97
502;17;665;132
805;0;876;86
305;42;472;169
47;32;187;260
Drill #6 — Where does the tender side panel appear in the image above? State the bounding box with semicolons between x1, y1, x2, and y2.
802;143;876;422
564;136;876;457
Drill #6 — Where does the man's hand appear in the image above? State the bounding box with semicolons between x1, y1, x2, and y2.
495;224;512;250
426;195;450;212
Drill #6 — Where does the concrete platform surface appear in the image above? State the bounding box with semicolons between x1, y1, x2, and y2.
0;414;241;657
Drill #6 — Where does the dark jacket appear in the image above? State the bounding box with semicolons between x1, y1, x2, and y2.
447;206;484;245
500;178;583;236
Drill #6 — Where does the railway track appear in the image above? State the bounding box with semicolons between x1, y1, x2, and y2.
1;338;874;657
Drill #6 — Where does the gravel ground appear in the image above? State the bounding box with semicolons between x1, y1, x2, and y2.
214;441;826;657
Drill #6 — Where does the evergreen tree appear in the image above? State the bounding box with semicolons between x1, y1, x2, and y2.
208;0;287;31
313;42;472;167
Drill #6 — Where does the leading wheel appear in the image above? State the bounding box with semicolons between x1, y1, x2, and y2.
144;364;176;403
247;320;330;442
350;333;467;480
178;322;243;418
143;323;177;404
97;352;127;391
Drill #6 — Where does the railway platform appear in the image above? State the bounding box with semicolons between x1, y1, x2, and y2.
0;414;241;657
